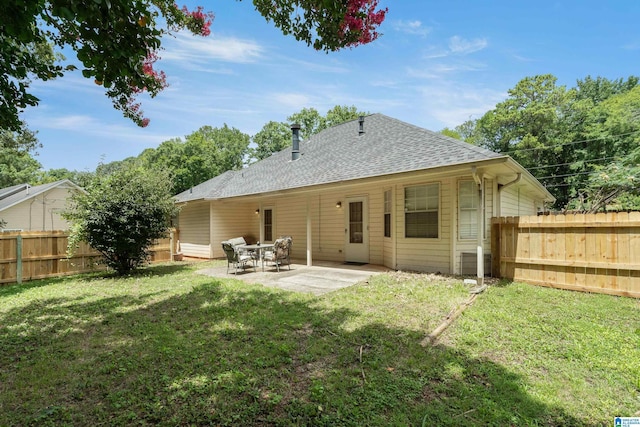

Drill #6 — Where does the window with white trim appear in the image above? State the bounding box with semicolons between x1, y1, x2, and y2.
458;181;478;240
404;183;439;238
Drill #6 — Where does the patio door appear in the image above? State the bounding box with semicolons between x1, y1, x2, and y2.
345;197;369;264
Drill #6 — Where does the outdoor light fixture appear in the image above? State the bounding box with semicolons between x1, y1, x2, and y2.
255;209;260;214
336;201;342;208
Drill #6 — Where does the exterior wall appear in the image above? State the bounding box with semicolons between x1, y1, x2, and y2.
176;201;211;258
499;185;537;217
182;168;543;275
394;176;453;273
452;178;494;275
210;200;257;258
1;186;76;231
382;186;395;270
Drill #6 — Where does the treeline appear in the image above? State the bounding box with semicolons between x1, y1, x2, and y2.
443;74;639;212
4;75;639;212
2;105;367;195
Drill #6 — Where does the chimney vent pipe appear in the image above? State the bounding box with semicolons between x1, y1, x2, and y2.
291;123;301;161
358;116;365;135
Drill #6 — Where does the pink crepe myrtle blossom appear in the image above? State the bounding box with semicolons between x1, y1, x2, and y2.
182;5;215;37
125;5;213;126
340;0;387;47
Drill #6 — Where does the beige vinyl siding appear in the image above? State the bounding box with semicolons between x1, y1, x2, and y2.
1;187;76;231
367;189;384;266
395;177;452;273
382;187;395;269
453;178;494;275
313;191;346;262
272;196;308;261
499;185;537;217
177;201;211;258
211;200;256;258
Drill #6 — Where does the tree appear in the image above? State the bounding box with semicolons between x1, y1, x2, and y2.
571;86;640;211
455;74;639;211
472;75;575;207
64;164;179;275
38;168;96;188
251;105;369;162
439;128;462;140
287;107;326;140
139;125;250;194
0;128;42;187
1;1;386;130
252;0;387;51
249;121;292;162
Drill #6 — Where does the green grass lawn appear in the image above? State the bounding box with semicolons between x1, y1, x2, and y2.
0;261;638;426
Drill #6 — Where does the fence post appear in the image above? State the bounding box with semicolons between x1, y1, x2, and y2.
170;229;175;260
16;234;22;284
491;218;500;278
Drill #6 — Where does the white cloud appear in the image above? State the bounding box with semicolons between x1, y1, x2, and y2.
36;114;175;144
271;93;312;110
416;83;505;127
392;20;431;37
448;36;488;55
161;32;264;65
406;61;486;80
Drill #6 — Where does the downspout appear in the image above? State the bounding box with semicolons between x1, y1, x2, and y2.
471;167;484;286
498;173;522;193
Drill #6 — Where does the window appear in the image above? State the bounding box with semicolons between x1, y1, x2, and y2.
263;208;273;241
404;184;439;238
458;181;478;240
384;190;391;238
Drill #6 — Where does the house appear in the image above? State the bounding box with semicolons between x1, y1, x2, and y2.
0;180;84;231
174;114;554;276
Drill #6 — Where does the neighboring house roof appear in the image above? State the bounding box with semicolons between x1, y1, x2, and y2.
0;179;84;213
175;114;553;202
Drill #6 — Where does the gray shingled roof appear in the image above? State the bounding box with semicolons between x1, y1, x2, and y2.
0;180;82;212
175;114;506;202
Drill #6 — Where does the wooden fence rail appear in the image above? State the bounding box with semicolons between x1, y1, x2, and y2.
0;229;179;285
491;212;640;298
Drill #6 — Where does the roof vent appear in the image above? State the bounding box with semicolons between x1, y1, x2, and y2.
291;123;301;161
358;116;365;135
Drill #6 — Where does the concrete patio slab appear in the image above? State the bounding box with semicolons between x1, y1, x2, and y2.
196;260;391;296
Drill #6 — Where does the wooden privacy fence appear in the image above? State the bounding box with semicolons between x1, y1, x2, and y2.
0;229;179;285
492;212;640;298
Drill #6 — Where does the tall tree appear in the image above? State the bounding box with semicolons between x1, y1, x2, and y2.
251;105;369;162
0;129;42;187
250;121;292;162
573;86;640;211
38;168;95;188
139;125;250;194
1;1;386;130
458;74;639;211
287;107;326;140
473;75;575;207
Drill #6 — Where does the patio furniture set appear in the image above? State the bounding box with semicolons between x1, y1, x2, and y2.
221;236;292;274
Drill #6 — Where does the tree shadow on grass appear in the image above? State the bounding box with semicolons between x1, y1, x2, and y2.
0;262;194;299
0;280;586;426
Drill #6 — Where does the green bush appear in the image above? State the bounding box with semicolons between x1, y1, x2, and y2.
64;164;179;274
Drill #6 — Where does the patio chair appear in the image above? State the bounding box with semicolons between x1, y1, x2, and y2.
262;236;292;272
222;241;256;274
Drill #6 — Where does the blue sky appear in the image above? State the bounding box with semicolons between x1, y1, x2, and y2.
23;0;640;171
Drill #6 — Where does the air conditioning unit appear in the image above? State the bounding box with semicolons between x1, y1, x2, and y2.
461;252;491;276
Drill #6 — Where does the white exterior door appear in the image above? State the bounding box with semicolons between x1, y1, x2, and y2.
345;197;369;263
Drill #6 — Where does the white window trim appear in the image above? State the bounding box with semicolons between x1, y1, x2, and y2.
458;180;478;241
